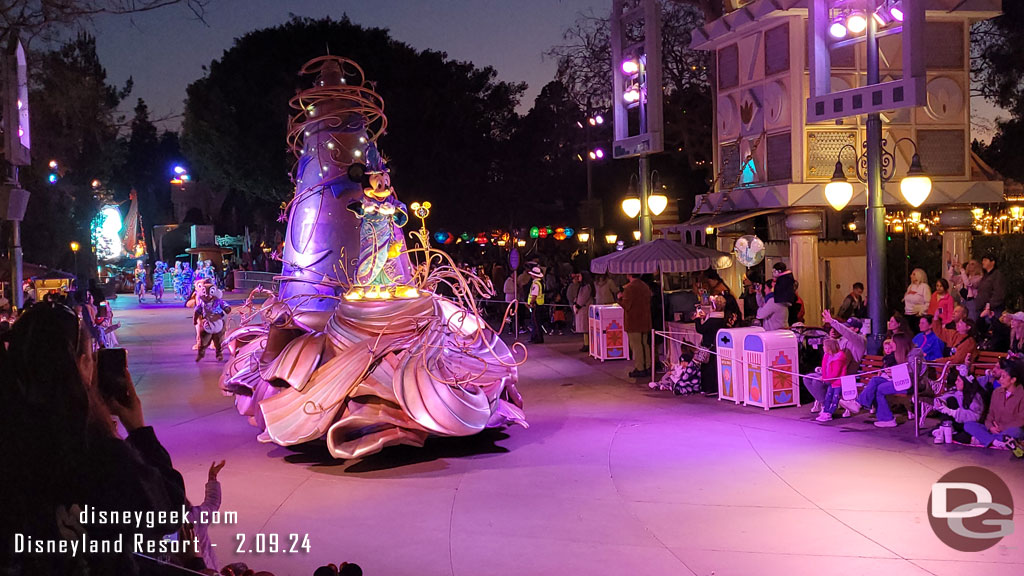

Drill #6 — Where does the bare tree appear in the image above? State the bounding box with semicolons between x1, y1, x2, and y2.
1;0;209;42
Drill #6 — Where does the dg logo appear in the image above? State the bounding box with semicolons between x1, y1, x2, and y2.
928;466;1015;552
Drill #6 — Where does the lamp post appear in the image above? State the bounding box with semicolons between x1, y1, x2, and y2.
70;241;80;276
621;172;668;243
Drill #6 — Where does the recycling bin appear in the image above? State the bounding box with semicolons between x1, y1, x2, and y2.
743;330;800;410
716;327;764;404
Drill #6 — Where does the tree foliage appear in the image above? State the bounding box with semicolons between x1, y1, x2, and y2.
0;0;207;42
972;1;1024;182
18;33;129;271
181;16;525;228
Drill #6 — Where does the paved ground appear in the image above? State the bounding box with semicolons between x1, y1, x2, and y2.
112;296;1024;576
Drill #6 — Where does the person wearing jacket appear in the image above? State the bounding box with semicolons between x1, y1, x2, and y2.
913;316;945;361
573;272;595;353
755;279;787;331
805;311;866;412
931;309;977;366
620;273;654;378
903;268;931;331
771;262;796;308
964;358;1024;448
816;338;849;422
695;295;731;396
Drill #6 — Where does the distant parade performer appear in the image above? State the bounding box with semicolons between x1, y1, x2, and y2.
152;261;167;303
179;262;195;303
172;261;183;300
133;260;147;303
194;279;231;362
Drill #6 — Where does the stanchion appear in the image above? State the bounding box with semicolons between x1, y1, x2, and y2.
650;328;656;387
912;355;920;437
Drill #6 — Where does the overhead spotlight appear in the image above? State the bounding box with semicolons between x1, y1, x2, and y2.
889;1;904;22
594;114;604;125
588;117;597;126
623;86;641;104
829;16;848;39
847;10;868;34
621;59;639;75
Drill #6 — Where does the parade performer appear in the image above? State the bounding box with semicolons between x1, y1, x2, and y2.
152;261;167;303
180;262;195;303
133;260;147;303
172;261;183;300
194;280;231;362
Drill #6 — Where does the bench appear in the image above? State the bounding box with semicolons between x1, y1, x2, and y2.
971;350;1006;377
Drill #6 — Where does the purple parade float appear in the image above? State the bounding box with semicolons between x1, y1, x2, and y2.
219;56;526;459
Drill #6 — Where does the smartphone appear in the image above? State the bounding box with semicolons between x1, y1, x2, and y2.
97;348;130;403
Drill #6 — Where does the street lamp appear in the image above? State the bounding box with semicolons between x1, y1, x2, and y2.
621;172;668;240
824;140;932;212
70;241;79;276
604;233;618;245
577;230;591;243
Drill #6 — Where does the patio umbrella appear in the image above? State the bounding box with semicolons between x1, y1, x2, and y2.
590;239;733;369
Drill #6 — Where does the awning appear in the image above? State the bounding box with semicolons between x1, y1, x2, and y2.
663;209;782;234
590;239;733;275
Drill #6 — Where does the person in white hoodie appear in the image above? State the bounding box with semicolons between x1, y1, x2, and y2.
903;268;931;331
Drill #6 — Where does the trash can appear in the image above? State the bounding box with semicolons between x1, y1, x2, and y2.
743;330;800;410
589;304;629;362
716;327;764;404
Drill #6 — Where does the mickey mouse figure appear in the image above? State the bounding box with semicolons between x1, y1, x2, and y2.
345;143;416;299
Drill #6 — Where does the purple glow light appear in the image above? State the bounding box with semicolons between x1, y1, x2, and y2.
621;59;639;75
890;6;904;21
829;21;848;39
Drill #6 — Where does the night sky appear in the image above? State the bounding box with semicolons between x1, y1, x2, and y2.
92;0;609;130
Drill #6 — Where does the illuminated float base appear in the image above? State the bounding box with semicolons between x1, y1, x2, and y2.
221;289;526;459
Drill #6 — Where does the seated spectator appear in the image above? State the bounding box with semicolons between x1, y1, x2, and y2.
650;349;702;396
841;348;928;427
805;310;865;413
964;358;1024;448
0;303;186;575
912;316;945;361
339;563;363;576
815;338;849;422
931;309;977;366
921;366;985;444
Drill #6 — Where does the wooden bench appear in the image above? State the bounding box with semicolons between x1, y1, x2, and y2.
971;350;1006;377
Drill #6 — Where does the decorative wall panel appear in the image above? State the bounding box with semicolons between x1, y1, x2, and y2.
764;22;790;76
917;129;965;177
719;43;739;90
925;22;964;70
765;79;790;129
766;132;792;183
806;130;857;181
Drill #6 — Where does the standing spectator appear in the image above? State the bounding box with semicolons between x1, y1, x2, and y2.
574;272;595;352
187;460;226;571
695;295;730;396
620;273;654;378
913;315;945;361
527;266;545;344
705;270;742;323
790;281;806;326
741;276;759;322
964;358;1024;448
927;278;954;323
903;268;931;330
566;273;582;320
837;282;866;320
594;274;619;305
491;264;507;300
976;254;1006;331
755;279;787;331
947;255;982;319
771;262;796;308
503;273;516;303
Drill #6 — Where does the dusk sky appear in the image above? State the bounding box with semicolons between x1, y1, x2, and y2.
88;0;1004;138
91;0;610;130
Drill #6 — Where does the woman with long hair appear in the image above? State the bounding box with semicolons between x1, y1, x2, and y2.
0;303;185;575
903;268;931;332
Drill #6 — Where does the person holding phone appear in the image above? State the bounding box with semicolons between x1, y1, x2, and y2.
194;280;232;361
0;303;185;575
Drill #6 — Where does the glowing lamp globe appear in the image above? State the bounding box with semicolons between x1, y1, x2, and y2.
577;231;590;243
824;161;854;211
621;59;639;75
529;226;539;239
604;233;618;245
538;227;548;239
564;227;575;238
632;230;641;241
829;20;848;39
847;11;868;34
622;196;641;219
647;193;668;216
900;164;932;208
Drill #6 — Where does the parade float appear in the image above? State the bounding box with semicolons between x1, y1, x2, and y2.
219;56;526;459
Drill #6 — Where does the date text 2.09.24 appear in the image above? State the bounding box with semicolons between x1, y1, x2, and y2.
234;533;311;554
